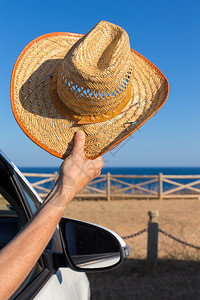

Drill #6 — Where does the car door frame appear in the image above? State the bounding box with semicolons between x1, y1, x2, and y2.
0;152;59;300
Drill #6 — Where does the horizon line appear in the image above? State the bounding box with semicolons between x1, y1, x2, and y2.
18;165;200;168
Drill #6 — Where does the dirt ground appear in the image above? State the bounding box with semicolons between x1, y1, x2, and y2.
63;199;200;299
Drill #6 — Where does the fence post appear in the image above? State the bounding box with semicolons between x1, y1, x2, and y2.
106;172;111;201
158;173;163;200
147;210;159;264
54;171;59;184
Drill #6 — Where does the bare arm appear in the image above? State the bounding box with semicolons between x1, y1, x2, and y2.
0;131;104;300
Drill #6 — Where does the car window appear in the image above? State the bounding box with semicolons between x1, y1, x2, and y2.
0;160;50;299
16;175;40;215
0;193;17;217
0;193;19;249
0;161;27;250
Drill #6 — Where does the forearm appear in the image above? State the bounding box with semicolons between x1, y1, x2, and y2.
0;186;71;300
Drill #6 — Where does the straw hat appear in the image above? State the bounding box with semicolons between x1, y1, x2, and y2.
11;21;168;159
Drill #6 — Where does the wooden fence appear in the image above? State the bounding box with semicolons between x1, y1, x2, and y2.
22;172;200;200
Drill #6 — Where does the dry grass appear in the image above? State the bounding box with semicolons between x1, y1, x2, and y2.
63;199;200;299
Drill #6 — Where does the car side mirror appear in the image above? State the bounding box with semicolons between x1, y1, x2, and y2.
59;218;131;272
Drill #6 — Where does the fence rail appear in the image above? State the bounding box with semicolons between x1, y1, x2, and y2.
23;172;200;200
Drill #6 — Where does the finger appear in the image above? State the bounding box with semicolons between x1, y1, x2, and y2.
72;130;85;155
95;156;104;167
95;156;104;162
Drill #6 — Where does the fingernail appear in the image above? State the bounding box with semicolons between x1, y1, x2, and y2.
76;130;83;136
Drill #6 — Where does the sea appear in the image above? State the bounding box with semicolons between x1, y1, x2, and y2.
19;166;200;195
19;166;200;176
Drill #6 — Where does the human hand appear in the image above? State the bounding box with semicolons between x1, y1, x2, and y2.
54;131;104;205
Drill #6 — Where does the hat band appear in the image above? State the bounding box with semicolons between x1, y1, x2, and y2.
50;70;132;124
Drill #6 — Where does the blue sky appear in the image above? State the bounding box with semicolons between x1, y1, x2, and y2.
1;0;200;167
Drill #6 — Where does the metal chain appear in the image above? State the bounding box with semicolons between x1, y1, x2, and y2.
122;227;200;252
122;228;147;240
122;227;200;251
159;228;200;250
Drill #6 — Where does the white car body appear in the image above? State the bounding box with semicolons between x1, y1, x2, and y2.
34;268;90;300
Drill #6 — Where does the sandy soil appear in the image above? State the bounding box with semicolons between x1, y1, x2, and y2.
63;199;200;260
63;199;200;299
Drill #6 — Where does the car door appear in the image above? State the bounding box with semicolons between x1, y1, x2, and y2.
0;151;90;300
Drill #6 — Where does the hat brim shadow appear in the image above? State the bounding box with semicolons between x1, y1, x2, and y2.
19;59;64;119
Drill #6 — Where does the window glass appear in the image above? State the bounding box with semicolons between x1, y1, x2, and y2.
0;193;17;217
0;162;46;299
17;175;40;214
0;160;26;249
0;193;19;249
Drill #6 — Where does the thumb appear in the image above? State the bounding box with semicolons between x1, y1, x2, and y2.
72;131;85;155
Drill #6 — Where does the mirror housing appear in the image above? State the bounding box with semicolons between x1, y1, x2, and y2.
59;218;131;272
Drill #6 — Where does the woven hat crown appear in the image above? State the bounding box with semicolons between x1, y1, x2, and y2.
54;21;133;116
